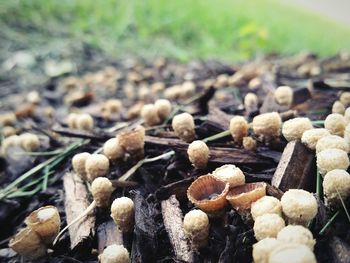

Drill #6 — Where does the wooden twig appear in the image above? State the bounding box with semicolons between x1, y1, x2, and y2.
63;172;95;249
97;220;123;254
271;140;315;192
52;126;111;141
161;195;194;263
145;136;274;165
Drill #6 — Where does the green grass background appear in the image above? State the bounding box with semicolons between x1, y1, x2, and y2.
1;0;350;61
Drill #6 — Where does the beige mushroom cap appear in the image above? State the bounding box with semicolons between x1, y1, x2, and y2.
274;86;293;106
253;238;279;263
301;128;330;150
212;164;245;188
324;113;346;136
253;213;285;241
91;177;114;207
229;116;249;142
99;244;130;263
76;113;94;131
332;101;345;114
183;209;209;248
19;133;40;152
282;117;313;142
111;197;135;232
277;225;316;250
154;99;172;120
317;148;349;176
172;112;196;142
268;244;316;263
315;135;349;154
85;154;110;181
323;169;350;208
252;112;281;138
141;104;161;126
280;189;318;224
251;196;282;221
103;138;124;161
187;140;209;169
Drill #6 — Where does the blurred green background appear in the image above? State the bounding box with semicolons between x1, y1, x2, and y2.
1;0;350;62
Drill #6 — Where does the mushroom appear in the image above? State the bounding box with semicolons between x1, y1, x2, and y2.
252;238;279;263
76;113;94;131
19;133;40;152
316;148;349;176
268;244;316;263
183;210;209;249
280;189;318;225
323;169;350;208
99;244;131;263
67;113;78;129
253;213;285;241
324;113;346;136
85;154;110;181
91;177;114;208
315;135;349;154
274;86;293;106
212;164;245;188
332;100;345;114
154;99;172;121
187;140;209;169
117;125;145;159
277;225;315;250
252;112;281;140
72;152;91;180
282;117;313;142
243;136;257;151
251;196;282;221
229;116;249;143
244;92;259;112
111;197;135;233
340;91;350;107
103;138;125;161
0;112;16;127
141;104;161;126
172;112;196;142
301;128;330;151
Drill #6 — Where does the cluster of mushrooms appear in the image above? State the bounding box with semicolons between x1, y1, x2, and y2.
4;58;350;263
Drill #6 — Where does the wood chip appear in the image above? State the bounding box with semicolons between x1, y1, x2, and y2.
161;195;194;263
271;140;315;192
97;220;123;254
63;172;95;249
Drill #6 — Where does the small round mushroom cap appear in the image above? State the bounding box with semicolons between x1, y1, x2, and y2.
103;138;124;161
183;210;209;248
212;164;245;188
244;92;259;111
72;152;91;179
229;116;248;142
76;113;94;131
323;169;350;208
301;128;330;150
277;225;315;250
187;140;209;169
251;196;282;220
274;86;293;106
1;135;20;155
253;214;285;241
324;113;346;136
0;112;16;127
253;238;279;263
172;112;196;142
268;244;316;263
154;99;172;120
280;189;318;225
91;177;114;207
117;125;145;158
248;77;262;90
111;197;135;232
67;113;78;129
332;101;345;114
315;135;349;154
2;126;16;137
282;117;313;142
252;112;281;138
99;244;130;263
243;136;257;151
181;81;196;98
340;92;350;106
85;154;110;181
19;133;40;152
141;104;161;126
103;99;122;113
316;148;349;176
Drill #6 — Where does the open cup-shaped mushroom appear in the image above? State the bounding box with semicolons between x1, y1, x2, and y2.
187;174;230;214
9;227;47;261
226;182;267;211
24;205;60;245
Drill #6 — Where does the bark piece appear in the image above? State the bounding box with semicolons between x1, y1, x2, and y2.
131;191;157;263
161;195;194;263
52;126;111;141
155;177;195;201
97;220;123;254
271;140;315;192
145;136;274;165
63;172;95;249
206;107;233;131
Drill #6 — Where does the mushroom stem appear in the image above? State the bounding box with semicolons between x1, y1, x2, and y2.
202;130;231;143
53;200;96;245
